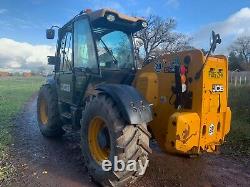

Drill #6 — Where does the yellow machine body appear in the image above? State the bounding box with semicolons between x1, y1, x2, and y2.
134;49;231;154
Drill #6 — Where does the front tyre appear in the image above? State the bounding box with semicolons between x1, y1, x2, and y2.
81;94;151;187
37;84;64;137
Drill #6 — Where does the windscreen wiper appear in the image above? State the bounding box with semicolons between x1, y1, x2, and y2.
99;38;118;64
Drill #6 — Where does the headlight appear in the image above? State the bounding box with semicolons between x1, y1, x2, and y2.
106;14;115;22
142;21;148;28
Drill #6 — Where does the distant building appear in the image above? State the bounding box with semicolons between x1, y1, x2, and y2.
23;72;32;77
0;71;11;77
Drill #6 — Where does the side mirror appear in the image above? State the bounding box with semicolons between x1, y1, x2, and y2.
46;29;55;39
48;56;60;65
210;31;221;53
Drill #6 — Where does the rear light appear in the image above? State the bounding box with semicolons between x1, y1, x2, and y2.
180;65;187;92
181;74;186;84
180;65;186;75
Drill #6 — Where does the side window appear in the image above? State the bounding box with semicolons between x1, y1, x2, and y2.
60;31;73;72
74;18;98;73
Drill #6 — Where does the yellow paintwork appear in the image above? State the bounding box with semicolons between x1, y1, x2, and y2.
167;112;200;154
88;116;109;164
39;97;48;125
133;49;231;154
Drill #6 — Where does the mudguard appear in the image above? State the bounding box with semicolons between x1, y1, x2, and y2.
96;84;153;124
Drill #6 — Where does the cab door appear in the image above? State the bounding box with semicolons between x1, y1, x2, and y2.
73;17;99;105
57;25;73;104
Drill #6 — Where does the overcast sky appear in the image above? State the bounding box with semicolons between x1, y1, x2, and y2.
0;0;250;71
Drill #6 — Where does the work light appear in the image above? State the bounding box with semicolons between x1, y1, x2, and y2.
106;14;116;22
142;21;148;28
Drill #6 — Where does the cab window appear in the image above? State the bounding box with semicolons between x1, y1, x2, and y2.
74;18;98;73
60;30;73;72
94;29;134;69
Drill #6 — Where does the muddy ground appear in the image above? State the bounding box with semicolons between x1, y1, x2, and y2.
2;95;250;187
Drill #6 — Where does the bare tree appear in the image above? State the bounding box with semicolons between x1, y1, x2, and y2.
230;36;250;63
164;33;192;53
134;15;191;64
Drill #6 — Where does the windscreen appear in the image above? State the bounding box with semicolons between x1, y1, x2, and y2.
93;28;134;69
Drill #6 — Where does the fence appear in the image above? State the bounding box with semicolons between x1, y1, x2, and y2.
229;71;250;86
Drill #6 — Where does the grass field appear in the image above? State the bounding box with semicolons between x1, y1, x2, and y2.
0;76;44;181
222;86;250;158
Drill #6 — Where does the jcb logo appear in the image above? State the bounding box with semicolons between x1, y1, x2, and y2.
212;84;224;92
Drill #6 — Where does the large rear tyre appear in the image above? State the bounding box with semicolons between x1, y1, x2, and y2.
81;94;151;187
37;84;64;137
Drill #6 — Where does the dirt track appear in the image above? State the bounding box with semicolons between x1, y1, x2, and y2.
3;95;250;187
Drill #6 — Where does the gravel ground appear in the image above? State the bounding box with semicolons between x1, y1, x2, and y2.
2;95;250;187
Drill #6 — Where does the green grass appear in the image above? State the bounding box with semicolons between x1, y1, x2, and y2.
222;86;250;158
0;76;44;181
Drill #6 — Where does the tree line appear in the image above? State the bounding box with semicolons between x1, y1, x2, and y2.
134;15;192;65
135;15;250;71
228;36;250;71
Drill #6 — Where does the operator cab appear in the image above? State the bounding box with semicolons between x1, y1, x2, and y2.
89;9;147;84
46;9;147;105
88;9;147;73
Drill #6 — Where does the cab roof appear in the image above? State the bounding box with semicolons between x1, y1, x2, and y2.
60;8;146;34
87;8;146;23
87;9;146;33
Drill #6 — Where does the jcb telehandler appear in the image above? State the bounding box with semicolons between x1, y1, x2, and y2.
37;9;231;187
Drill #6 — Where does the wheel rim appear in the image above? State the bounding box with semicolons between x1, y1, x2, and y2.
39;96;48;125
88;117;110;164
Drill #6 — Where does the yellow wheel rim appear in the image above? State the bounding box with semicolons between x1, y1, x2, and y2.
39;96;48;125
88;117;110;164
